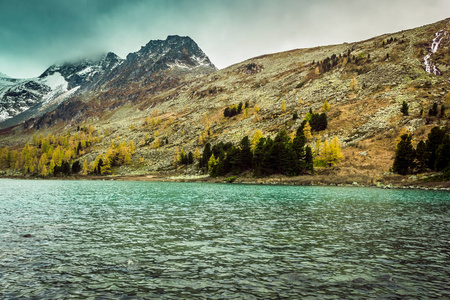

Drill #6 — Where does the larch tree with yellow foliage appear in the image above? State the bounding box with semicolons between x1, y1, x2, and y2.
251;130;264;151
281;100;286;112
303;122;312;140
322;100;331;112
194;147;201;160
82;158;89;175
320;136;344;166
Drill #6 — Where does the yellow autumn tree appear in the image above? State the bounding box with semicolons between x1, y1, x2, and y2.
173;147;179;166
82;158;88;175
396;126;409;146
328;136;344;166
445;91;450;106
251;130;264;151
124;153;131;165
320;136;344;166
281;100;286;112
194;147;201;160
322;100;331;112
49;159;55;175
303;122;312;140
208;154;218;172
41;165;48;177
314;136;322;156
128;140;135;154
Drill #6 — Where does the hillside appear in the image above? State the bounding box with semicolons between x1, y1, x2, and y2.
0;19;449;186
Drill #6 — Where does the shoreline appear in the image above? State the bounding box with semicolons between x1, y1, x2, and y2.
1;172;450;191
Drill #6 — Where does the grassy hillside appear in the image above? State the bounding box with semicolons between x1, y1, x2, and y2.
1;18;449;185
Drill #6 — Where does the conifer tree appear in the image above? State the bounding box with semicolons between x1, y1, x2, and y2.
415;140;428;173
328;136;344;166
434;135;450;171
173;147;180;166
305;146;314;171
39;164;47;176
426;126;445;170
49;159;55;175
322;100;331;112
200;143;212;170
194;148;201;160
239;136;253;171
401;101;409;116
82;158;88;175
208;154;218;174
303;122;312;140
393;134;415;175
188;151;194;165
251;130;264;151
281;100;286;112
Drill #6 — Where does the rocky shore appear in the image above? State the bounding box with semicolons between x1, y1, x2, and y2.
2;171;449;191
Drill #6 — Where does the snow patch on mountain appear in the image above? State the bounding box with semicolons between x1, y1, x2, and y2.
42;72;68;91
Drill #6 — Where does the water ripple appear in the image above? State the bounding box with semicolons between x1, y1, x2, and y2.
0;180;449;299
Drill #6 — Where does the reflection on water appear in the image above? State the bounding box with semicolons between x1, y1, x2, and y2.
0;179;449;299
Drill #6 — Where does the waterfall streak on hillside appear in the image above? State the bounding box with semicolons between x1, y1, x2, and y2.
423;30;447;76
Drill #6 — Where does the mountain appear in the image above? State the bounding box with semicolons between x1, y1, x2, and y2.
0;20;449;185
0;35;216;128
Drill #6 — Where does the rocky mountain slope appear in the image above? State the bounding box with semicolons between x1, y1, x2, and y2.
0;35;216;129
1;19;449;183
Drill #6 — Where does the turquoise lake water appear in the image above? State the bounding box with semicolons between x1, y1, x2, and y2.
0;179;449;299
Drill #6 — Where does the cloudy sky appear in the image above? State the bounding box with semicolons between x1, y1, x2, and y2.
0;0;448;78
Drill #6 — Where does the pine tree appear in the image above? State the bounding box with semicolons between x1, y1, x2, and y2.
401;101;409;116
434;135;450;171
188;151;194;165
415;140;428;173
426;126;445;170
393;134;415;175
200;143;212;170
239;136;253;171
305;146;314;171
429;103;439;117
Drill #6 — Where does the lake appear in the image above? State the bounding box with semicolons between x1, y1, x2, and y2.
0;179;449;299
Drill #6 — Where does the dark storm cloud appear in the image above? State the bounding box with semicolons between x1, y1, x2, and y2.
0;0;449;78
